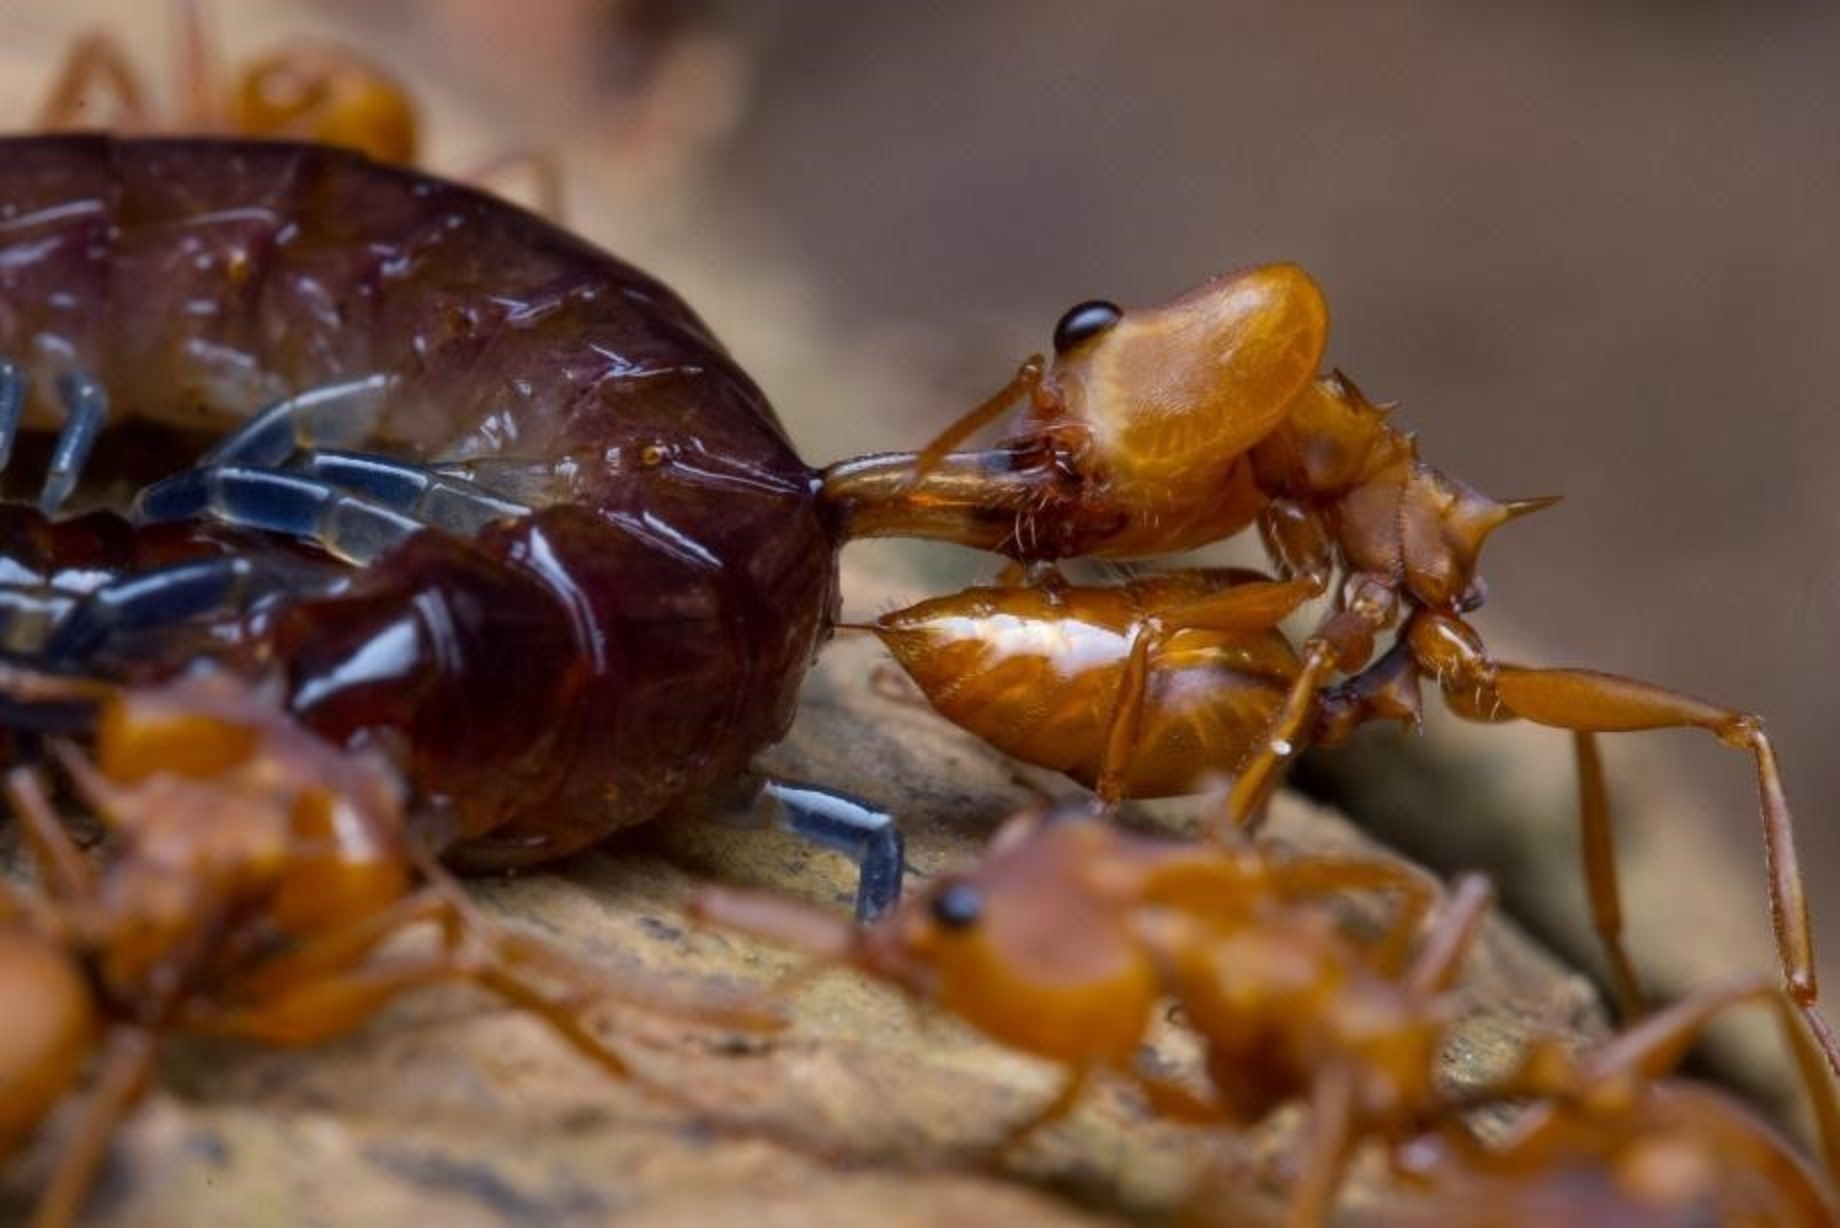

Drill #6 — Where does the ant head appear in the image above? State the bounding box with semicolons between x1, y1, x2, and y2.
856;809;1161;1064
233;42;420;164
1040;264;1327;495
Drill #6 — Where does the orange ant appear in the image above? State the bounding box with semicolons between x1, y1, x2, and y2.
694;806;1840;1225
1382;977;1840;1226
0;671;774;1228
34;0;419;164
29;0;561;214
823;262;1833;1073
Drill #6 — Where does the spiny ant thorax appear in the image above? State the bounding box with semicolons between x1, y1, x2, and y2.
1251;374;1553;612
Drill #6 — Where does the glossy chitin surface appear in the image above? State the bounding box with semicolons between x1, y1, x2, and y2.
0;136;838;862
874;575;1299;797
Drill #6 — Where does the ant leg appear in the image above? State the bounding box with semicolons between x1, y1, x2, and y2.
33;32;150;129
1509;973;1840;1186
171;0;223;130
459;149;565;218
1404;873;1494;998
32;1026;157;1228
984;1065;1090;1157
911;357;1046;482
1287;1064;1358;1228
191;937;640;1085
1576;731;1644;1019
1406;611;1838;1077
3;767;94;902
1218;637;1340;834
40;371;108;516
1094;574;1320;806
1094;627;1154;807
211;890;454;1002
731;776;905;921
1211;574;1400;834
1126;1068;1229;1124
1271;855;1442;975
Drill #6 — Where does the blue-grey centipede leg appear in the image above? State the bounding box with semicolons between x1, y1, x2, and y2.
756;777;906;921
199;374;395;467
293;450;532;534
40;369;108;515
42;554;331;663
132;465;425;565
0;358;24;475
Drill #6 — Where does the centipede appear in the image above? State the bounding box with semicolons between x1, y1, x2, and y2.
0;131;912;911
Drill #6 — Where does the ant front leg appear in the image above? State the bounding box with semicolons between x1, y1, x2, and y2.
1214;574;1399;834
1405;610;1839;1077
31;1026;157;1228
1092;573;1321;808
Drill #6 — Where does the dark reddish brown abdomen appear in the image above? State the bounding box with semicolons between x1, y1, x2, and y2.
0;135;839;862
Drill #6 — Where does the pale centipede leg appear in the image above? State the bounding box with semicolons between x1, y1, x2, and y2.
293;449;532;533
135;465;424;565
0;583;80;658
734;776;905;921
44;553;335;662
195;374;394;467
40;370;107;516
0;358;23;473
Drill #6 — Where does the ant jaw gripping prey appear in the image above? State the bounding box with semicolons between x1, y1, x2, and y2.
823;261;1840;1085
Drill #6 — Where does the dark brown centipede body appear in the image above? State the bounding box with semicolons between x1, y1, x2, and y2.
0;134;840;870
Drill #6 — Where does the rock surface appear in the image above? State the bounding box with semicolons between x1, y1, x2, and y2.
0;569;1607;1227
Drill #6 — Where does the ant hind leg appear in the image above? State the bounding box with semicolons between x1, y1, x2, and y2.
1405;611;1838;1078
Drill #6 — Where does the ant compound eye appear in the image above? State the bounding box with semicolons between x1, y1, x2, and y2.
1052;300;1123;353
929;882;984;930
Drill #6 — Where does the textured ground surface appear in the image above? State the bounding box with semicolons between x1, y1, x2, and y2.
0;569;1607;1227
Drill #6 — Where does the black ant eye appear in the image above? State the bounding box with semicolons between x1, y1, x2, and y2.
1052;300;1123;353
930;882;984;930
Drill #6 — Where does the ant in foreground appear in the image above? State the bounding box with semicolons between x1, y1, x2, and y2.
0;671;775;1228
695;806;1840;1225
825;263;1832;1072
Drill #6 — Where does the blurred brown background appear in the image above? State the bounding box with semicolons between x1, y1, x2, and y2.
2;0;1837;1045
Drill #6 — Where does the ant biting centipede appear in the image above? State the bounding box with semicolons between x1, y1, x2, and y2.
695;805;1840;1225
1;11;1832;1212
823;263;1838;1075
0;669;777;1228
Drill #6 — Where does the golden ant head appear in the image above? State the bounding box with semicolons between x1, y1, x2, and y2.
1042;264;1328;492
233;43;420;164
854;809;1159;1064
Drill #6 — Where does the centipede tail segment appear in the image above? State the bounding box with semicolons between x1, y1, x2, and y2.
823;263;1838;1072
